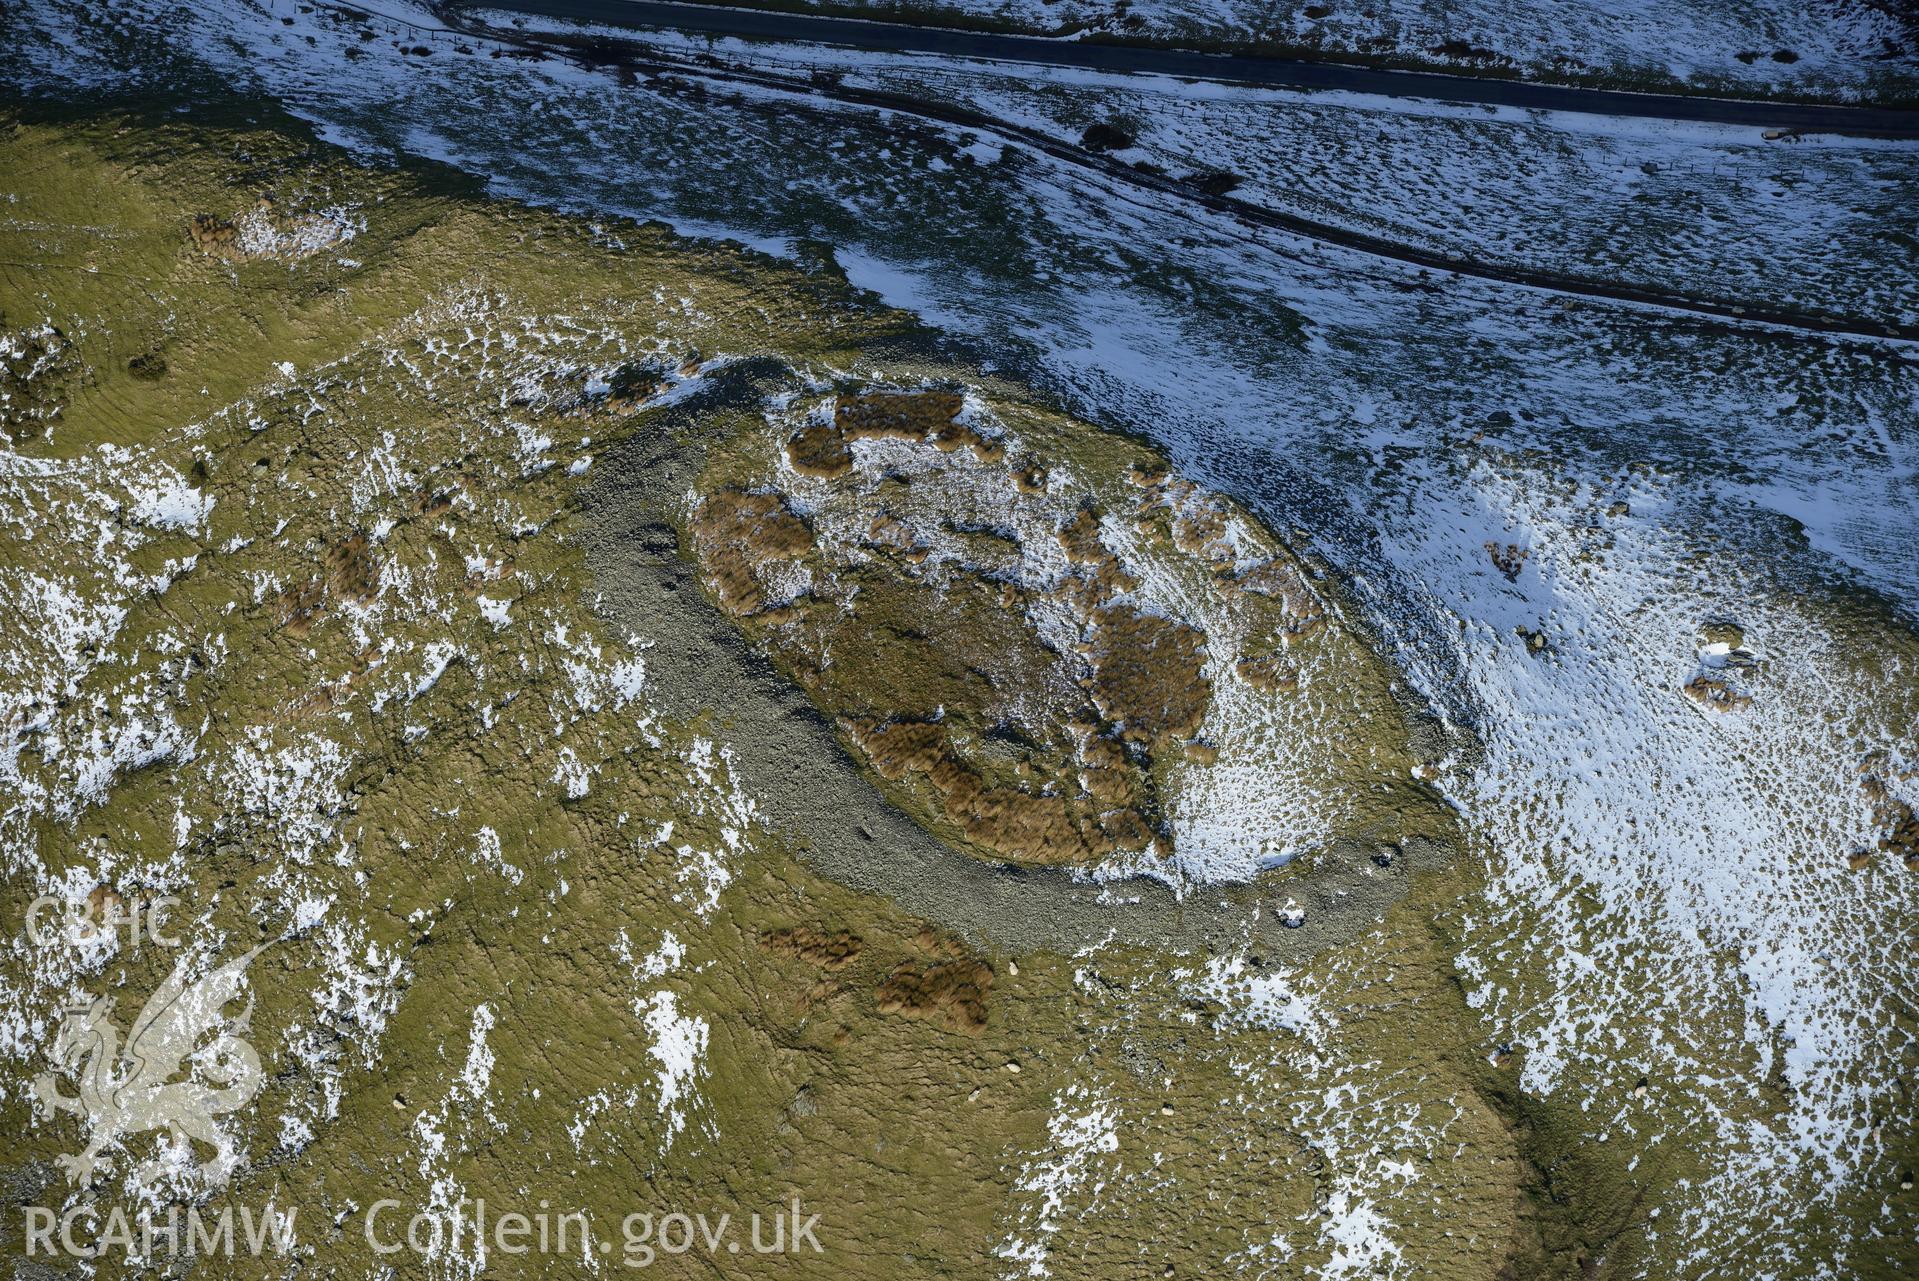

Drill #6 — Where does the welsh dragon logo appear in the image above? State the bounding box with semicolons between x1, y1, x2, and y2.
31;946;267;1189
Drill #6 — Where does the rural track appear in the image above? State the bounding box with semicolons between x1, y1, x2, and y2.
455;0;1919;137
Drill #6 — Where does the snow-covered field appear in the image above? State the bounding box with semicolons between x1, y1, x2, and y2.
5;0;1919;1273
755;46;1919;331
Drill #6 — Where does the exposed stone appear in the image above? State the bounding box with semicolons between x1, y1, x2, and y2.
1235;652;1298;692
1485;541;1530;582
785;423;853;479
1056;506;1109;565
687;489;814;617
1087;605;1211;747
1682;675;1751;712
1698;619;1747;650
875;956;993;1034
1863;770;1919;867
846;717;1147;865
760;925;864;968
326;532;381;605
189;212;239;255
